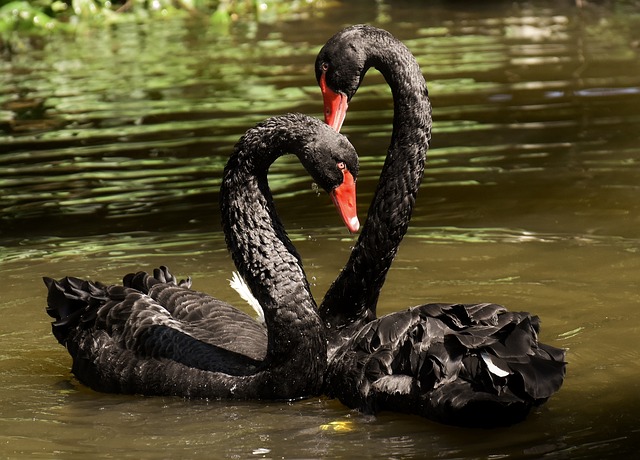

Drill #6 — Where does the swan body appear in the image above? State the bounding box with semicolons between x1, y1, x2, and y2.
324;302;566;427
44;113;360;400
315;25;566;426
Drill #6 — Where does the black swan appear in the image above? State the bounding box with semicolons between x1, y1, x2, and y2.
315;25;566;426
44;113;360;400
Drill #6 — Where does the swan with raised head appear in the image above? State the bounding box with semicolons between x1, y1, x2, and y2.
44;113;359;400
315;25;566;426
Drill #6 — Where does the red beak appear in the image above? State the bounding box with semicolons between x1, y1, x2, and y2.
330;168;359;233
320;72;348;132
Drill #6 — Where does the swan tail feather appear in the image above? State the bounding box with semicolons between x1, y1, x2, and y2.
123;265;192;294
44;266;190;346
44;275;117;345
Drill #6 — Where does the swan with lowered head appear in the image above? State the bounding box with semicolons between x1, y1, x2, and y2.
44;113;359;400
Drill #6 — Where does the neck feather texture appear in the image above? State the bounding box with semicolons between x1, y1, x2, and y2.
220;114;326;393
320;28;432;352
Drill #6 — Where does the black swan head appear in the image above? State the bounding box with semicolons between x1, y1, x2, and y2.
315;25;426;131
314;26;370;131
293;119;360;233
222;113;360;237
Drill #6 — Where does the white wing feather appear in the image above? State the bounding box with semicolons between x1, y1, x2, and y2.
229;271;265;325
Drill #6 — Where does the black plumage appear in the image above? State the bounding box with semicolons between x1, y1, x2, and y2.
315;25;566;426
44;113;359;400
325;303;566;426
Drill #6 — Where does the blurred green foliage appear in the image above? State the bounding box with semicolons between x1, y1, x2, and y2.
0;0;322;48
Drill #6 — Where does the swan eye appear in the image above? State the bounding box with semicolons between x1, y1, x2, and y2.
337;162;346;170
321;62;329;72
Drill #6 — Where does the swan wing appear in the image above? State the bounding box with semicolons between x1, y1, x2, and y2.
44;270;265;394
325;302;566;427
122;266;267;361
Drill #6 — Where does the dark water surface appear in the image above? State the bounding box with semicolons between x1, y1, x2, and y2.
2;1;640;458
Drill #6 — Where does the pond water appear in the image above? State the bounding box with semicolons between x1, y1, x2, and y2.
2;1;640;458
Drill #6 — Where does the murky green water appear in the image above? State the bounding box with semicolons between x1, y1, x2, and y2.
2;1;640;458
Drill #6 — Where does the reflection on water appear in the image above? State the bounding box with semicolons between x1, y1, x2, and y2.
1;1;640;459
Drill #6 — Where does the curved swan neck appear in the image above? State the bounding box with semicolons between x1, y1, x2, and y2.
220;115;325;365
320;27;432;343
